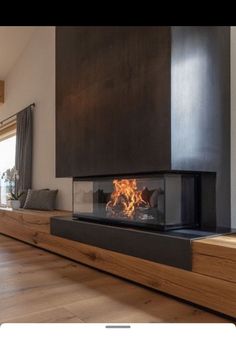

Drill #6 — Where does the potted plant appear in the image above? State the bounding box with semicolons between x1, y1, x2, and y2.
8;191;24;210
1;166;16;207
1;166;21;209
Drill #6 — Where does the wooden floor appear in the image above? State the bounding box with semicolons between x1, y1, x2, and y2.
0;234;232;323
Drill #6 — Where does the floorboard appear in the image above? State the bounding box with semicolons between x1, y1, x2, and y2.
0;234;231;323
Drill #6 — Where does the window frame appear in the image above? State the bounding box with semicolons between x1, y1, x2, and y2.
0;120;16;142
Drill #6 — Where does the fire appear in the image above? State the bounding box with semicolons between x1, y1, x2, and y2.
106;179;147;219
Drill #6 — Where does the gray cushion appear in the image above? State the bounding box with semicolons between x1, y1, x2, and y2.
23;189;58;211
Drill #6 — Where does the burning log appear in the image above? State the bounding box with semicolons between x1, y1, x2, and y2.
106;179;149;219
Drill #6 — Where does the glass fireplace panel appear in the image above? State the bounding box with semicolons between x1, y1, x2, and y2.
73;174;198;230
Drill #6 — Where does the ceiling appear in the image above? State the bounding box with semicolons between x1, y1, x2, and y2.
0;26;36;79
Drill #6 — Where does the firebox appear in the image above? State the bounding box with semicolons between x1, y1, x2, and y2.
73;173;199;231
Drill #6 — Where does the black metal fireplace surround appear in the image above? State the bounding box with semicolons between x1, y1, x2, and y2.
52;26;232;271
51;215;233;270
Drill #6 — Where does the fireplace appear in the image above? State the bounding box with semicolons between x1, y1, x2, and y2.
73;173;199;231
56;27;230;230
52;26;231;270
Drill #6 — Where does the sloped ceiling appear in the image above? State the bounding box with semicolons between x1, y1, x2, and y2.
0;26;36;79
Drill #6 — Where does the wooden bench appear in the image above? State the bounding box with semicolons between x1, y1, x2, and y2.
0;208;70;234
0;207;235;318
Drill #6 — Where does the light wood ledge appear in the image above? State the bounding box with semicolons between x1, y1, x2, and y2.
192;234;236;283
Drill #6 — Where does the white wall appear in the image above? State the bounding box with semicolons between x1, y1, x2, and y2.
0;27;72;210
231;27;236;227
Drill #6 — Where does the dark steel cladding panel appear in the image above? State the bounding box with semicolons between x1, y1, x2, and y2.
171;26;230;228
51;216;192;270
56;26;171;177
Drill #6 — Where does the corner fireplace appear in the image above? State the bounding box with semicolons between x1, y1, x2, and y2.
73;173;199;231
53;26;231;271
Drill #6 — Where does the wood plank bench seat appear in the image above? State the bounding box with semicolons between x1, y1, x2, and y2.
192;234;236;283
0;208;71;234
0;207;235;318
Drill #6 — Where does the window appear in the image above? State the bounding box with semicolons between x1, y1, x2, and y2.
0;121;16;207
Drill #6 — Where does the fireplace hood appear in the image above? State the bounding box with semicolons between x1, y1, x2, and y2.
56;26;230;229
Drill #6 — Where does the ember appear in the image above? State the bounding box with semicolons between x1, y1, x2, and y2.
106;179;148;219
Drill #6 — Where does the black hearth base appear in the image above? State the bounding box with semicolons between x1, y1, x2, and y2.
50;217;231;270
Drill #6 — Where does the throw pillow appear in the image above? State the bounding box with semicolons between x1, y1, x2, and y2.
23;189;58;211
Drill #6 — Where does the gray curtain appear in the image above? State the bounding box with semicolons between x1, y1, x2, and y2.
15;105;33;193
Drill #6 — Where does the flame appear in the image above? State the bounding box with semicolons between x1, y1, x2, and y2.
106;179;147;219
